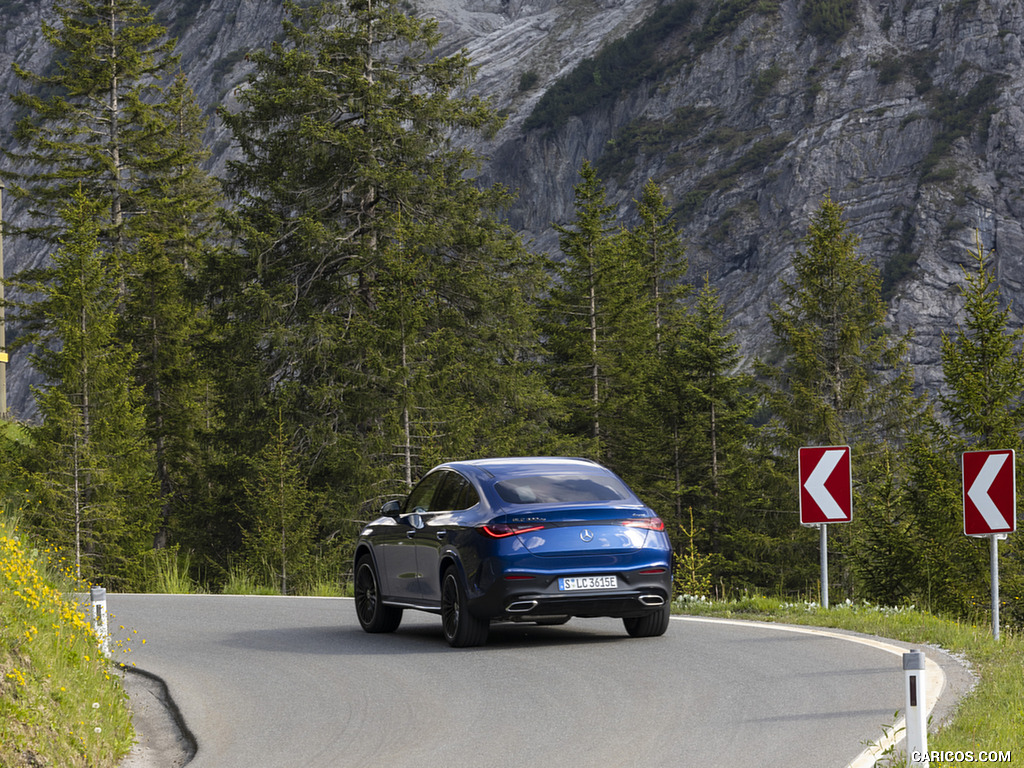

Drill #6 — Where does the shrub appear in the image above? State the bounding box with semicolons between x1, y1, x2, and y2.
518;70;539;92
801;0;857;43
524;0;698;132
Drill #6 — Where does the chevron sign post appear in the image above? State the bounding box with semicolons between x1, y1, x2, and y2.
798;446;852;609
962;449;1016;639
962;449;1015;536
799;446;853;525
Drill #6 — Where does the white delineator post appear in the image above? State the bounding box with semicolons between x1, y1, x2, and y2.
902;650;927;767
90;586;110;658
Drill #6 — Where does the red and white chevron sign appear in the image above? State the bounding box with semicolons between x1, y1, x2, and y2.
799;446;852;525
962;449;1016;536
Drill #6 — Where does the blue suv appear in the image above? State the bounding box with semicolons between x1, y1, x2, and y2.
353;457;673;647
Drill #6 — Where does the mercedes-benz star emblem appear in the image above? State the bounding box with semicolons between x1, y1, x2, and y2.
580;529;594;542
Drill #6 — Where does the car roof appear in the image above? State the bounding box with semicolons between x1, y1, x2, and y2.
439;457;607;481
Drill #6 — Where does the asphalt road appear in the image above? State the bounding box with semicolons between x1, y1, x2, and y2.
109;594;942;768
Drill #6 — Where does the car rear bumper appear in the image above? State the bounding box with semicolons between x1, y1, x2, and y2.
469;562;672;620
498;591;668;620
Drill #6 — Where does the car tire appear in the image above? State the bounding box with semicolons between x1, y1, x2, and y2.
623;604;670;638
441;565;489;647
354;555;403;633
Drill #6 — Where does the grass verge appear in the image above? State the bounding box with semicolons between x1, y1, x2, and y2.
673;595;1022;766
1;507;135;767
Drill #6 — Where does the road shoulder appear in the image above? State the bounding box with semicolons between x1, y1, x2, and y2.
673;616;978;766
117;666;197;768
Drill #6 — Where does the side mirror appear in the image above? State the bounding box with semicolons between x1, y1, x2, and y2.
380;499;403;517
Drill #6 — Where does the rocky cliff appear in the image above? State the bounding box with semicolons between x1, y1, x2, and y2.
3;0;1024;417
473;0;1024;395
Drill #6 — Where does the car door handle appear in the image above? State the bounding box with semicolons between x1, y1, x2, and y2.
435;530;447;541
406;529;417;539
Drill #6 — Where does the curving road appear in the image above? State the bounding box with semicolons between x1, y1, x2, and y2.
109;594;946;768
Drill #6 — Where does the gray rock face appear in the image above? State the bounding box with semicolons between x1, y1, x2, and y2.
474;0;1024;399
3;0;1023;418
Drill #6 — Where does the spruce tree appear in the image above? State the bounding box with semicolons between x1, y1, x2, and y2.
7;2;223;553
13;191;156;587
122;74;224;549
542;161;643;458
608;181;688;501
629;179;689;349
940;232;1024;449
901;421;986;614
672;282;758;520
850;446;918;604
761;193;919;600
764;193;912;447
933;232;1024;616
242;412;314;595
217;0;544;532
6;0;177;252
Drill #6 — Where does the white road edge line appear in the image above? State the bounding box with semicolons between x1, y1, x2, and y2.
672;615;945;768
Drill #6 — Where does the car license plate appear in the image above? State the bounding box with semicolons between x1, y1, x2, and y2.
558;575;618;591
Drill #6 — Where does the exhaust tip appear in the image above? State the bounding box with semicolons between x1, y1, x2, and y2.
506;600;539;613
639;595;665;607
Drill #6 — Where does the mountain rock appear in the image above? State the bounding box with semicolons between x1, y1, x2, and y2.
2;0;1023;418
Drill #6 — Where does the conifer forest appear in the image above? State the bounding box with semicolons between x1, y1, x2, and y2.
1;0;1021;628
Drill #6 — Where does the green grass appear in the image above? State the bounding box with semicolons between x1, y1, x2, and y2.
305;579;349;597
0;506;135;767
218;562;350;596
221;566;280;595
673;595;1023;766
140;546;206;594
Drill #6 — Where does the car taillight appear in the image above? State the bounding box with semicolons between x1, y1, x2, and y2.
479;523;546;538
623;517;665;531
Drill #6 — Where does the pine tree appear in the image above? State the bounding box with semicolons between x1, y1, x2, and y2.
764;193;912;447
216;0;544;536
932;232;1024;616
761;193;919;600
242;412;314;595
13;191;156;587
629;179;689;349
122;74;224;549
7;2;223;553
940;232;1024;449
543;161;643;458
6;0;177;253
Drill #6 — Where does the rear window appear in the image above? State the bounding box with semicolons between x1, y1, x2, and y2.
494;473;631;504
